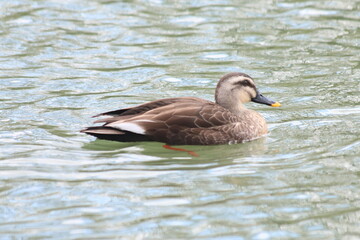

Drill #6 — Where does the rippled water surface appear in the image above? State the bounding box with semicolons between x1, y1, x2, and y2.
1;0;360;239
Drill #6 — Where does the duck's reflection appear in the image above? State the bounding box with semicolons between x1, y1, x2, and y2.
82;136;269;168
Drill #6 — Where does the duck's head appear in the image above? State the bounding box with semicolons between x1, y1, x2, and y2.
215;72;281;112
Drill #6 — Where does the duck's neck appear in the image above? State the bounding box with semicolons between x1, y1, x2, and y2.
216;96;247;115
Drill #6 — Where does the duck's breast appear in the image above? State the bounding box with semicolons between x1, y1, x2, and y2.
234;110;268;142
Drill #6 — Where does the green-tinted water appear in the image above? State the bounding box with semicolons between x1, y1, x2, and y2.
1;0;359;239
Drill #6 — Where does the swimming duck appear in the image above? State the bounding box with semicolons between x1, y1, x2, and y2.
81;72;280;145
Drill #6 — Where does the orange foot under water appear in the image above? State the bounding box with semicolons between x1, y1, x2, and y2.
163;145;199;157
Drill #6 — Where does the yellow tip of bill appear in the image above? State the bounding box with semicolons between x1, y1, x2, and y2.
271;102;281;107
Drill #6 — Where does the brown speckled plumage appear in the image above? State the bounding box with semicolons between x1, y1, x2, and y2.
81;72;279;145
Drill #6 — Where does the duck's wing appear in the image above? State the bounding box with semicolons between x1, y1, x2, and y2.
103;100;239;128
93;97;204;117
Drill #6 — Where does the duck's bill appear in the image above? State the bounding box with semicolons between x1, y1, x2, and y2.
251;92;281;107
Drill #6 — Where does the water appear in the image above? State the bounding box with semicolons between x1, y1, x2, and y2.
1;0;359;239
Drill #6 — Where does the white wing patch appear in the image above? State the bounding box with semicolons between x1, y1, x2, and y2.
109;120;155;135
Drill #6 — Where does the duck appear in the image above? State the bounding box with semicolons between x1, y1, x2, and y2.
81;72;281;145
